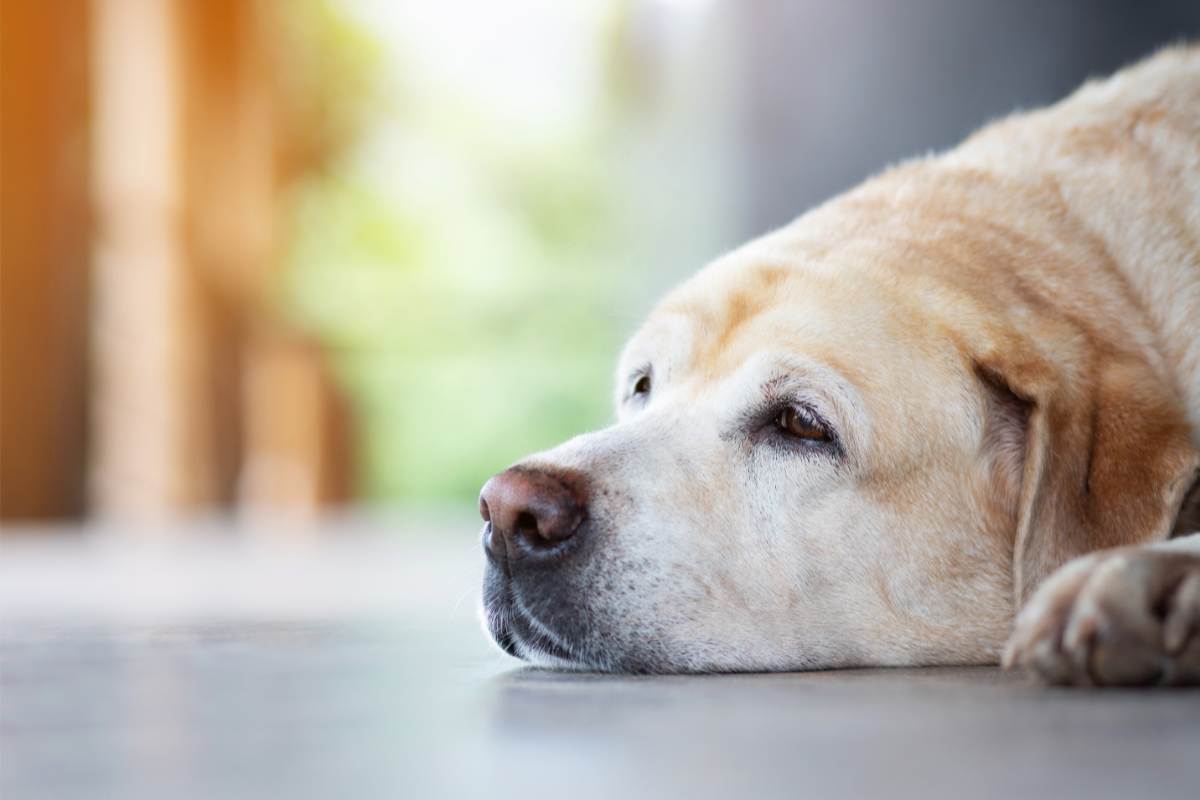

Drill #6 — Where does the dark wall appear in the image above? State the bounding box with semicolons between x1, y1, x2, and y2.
733;0;1200;236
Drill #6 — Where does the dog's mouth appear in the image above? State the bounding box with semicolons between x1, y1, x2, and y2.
483;571;584;667
486;597;584;666
480;551;588;671
481;521;587;667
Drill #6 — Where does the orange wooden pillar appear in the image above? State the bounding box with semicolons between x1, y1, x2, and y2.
0;1;92;521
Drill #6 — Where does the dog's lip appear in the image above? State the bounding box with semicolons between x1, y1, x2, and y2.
491;614;521;657
513;605;577;663
487;590;578;664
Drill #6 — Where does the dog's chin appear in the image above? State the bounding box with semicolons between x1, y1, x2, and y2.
480;569;591;669
484;599;593;670
481;550;674;674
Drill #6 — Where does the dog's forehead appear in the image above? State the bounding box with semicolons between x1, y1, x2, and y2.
619;311;694;380
620;244;977;449
629;253;903;384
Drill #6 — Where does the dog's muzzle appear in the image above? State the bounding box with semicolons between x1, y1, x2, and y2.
479;465;591;664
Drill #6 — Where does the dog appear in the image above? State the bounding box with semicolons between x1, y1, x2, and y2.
479;46;1200;685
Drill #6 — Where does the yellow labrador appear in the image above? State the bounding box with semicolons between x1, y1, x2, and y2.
479;46;1200;685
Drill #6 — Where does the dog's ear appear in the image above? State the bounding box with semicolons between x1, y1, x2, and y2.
975;348;1199;607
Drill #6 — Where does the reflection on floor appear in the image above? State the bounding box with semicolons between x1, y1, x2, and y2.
2;519;1199;800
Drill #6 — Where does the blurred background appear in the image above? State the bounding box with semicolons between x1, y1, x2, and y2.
4;0;1200;525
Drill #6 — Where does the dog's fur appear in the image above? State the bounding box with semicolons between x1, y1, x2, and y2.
482;46;1200;685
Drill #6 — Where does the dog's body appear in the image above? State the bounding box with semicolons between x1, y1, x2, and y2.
480;46;1200;685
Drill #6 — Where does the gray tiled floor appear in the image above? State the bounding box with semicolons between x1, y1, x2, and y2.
2;519;1198;799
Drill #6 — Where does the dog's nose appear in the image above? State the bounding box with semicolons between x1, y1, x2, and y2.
479;467;586;561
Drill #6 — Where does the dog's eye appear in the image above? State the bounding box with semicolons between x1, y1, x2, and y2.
777;405;830;442
632;374;651;397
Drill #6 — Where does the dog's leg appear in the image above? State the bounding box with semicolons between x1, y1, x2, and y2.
1003;533;1200;686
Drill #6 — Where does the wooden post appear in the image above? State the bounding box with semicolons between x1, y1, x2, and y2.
0;1;92;520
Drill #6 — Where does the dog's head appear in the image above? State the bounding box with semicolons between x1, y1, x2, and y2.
479;167;1199;673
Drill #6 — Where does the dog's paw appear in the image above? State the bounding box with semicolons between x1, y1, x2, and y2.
1003;546;1200;686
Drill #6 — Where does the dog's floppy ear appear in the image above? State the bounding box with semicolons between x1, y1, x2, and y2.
975;347;1199;607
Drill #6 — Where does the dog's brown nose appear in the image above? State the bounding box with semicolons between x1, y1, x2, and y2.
479;467;585;561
